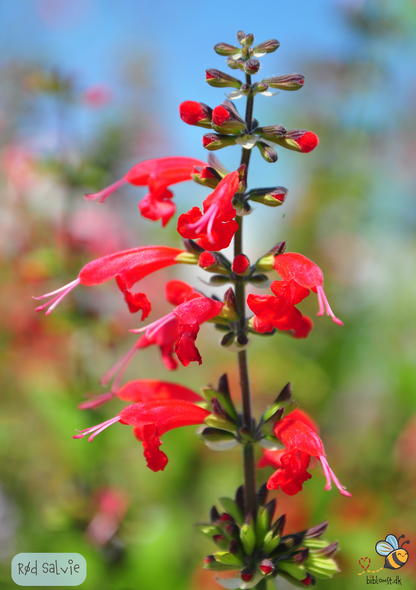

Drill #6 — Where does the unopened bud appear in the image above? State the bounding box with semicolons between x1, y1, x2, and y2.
249;186;288;206
232;254;250;275
236;31;246;44
241;567;255;583
212;101;246;134
244;58;260;75
252;39;280;56
262;73;305;91
242;33;254;47
257;124;287;140
214;42;240;57
199;251;216;267
221;288;238;321
192;165;222;190
260;559;274;576
272;128;319;153
256;141;278;163
222;332;250;353
179;100;212;128
220;331;236;348
226;57;240;70
199;251;229;275
252;81;270;96
203;133;237;151
210;506;221;523
206;69;242;89
228;58;246;72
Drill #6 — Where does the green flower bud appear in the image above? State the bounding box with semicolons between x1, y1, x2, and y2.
256;141;278;163
252;39;280;56
214;42;240;57
244;58;260;75
262;73;305;91
206;69;242;89
203;133;237;151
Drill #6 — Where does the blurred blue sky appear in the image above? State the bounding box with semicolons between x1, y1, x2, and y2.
1;0;415;232
0;0;350;148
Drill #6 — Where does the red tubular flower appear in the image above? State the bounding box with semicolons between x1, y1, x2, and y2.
247;289;311;339
99;281;202;390
264;414;351;497
177;171;240;251
258;409;318;495
273;252;343;325
74;399;210;472
131;296;224;367
33;246;184;318
79;378;202;410
85;157;207;227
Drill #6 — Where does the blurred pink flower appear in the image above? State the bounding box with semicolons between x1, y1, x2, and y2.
82;85;112;108
86;488;129;546
67;208;131;256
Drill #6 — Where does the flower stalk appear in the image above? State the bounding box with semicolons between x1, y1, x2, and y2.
34;28;350;590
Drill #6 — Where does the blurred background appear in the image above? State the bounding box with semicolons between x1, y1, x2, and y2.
1;0;416;588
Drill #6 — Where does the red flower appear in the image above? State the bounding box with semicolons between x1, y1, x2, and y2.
260;411;351;497
79;378;202;410
273;253;343;325
258;409;318;495
131;296;224;367
33;246;184;319
177;171;240;251
247;286;312;339
74;398;210;472
99;281;203;390
85;157;207;227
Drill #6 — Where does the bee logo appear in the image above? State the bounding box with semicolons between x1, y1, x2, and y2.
375;534;410;570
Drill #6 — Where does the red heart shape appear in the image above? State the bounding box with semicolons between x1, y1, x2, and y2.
359;557;371;571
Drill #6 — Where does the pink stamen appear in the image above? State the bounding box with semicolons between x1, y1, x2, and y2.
33;278;80;315
84;177;126;203
187;203;219;243
73;415;121;442
130;312;175;340
100;339;141;388
78;392;116;410
316;285;325;317
316;285;343;326
320;455;351;497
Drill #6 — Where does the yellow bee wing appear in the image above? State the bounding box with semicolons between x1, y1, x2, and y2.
376;541;394;556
